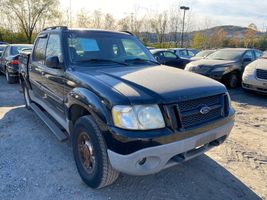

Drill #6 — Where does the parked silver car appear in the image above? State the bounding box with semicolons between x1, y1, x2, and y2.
242;54;267;94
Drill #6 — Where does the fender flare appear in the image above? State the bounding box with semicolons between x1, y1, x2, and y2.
65;87;112;132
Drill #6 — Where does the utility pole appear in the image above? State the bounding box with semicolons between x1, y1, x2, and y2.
180;6;190;47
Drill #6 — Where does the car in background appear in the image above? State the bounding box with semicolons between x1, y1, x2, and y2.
169;48;199;59
150;49;185;69
185;48;262;88
0;44;7;54
242;53;267;94
147;46;156;50
190;50;216;61
0;42;8;45
0;44;33;83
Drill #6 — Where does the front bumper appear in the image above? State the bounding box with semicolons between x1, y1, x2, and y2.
242;74;267;93
108;119;234;176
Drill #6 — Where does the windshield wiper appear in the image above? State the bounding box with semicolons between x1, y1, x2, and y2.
124;58;159;65
79;58;128;66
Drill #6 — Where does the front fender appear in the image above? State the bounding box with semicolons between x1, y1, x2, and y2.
65;87;112;130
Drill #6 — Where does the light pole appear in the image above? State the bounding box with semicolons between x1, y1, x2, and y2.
180;6;190;47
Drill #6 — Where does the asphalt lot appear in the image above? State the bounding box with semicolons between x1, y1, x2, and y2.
0;75;266;200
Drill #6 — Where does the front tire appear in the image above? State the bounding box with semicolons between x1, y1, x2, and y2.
72;116;119;189
226;72;239;89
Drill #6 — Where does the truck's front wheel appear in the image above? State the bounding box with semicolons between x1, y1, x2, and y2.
72;116;119;189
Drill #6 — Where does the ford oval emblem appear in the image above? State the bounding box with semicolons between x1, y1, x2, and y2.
200;106;211;115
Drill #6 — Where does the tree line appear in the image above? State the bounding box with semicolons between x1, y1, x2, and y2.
0;0;267;50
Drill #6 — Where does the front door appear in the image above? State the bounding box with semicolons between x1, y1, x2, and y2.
42;33;65;115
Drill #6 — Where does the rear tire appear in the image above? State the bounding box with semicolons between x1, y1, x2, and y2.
72;116;119;189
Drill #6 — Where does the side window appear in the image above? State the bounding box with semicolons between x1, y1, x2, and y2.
33;37;47;64
163;52;177;59
46;34;63;63
3;47;9;57
122;39;146;58
179;50;187;56
243;51;254;60
255;50;262;59
187;50;195;57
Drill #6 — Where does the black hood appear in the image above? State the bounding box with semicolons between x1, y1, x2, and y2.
189;59;237;67
73;65;227;104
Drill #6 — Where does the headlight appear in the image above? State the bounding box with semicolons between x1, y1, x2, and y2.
226;92;232;108
112;105;165;130
212;67;228;72
184;63;193;71
243;65;255;75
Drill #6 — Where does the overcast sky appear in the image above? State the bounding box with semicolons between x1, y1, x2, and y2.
60;0;267;31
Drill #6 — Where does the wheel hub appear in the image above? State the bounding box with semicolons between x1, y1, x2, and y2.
78;134;95;172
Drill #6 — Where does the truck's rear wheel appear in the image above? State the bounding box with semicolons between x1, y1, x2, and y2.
72;116;119;189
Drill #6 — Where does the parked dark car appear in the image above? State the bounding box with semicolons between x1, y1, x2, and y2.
150;49;185;69
185;48;262;88
169;48;199;59
20;26;234;189
0;44;32;83
0;44;7;55
190;50;216;61
0;42;8;45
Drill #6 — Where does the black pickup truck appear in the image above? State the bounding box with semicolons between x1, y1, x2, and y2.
20;26;235;189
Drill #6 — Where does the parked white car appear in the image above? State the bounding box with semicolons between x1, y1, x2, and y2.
242;54;267;94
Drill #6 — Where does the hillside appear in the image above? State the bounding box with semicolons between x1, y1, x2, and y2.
140;25;265;43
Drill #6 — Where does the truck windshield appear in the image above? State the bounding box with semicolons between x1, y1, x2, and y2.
67;31;157;66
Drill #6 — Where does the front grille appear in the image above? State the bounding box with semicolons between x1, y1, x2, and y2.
256;69;267;80
164;94;228;130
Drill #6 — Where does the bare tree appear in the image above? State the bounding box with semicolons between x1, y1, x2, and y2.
150;12;168;45
2;0;59;43
76;9;91;28
104;13;116;30
91;10;103;29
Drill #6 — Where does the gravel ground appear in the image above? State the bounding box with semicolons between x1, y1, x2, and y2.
0;75;266;200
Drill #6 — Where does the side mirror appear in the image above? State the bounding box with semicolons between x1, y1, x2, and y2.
154;56;161;62
45;56;61;69
243;57;252;63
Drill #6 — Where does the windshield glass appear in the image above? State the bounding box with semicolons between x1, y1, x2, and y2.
10;46;32;56
206;49;244;61
67;31;156;66
195;50;214;57
0;46;6;51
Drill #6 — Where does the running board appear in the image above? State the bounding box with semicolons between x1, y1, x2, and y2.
30;103;68;142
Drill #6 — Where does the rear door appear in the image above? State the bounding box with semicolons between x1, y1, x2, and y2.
29;34;48;98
